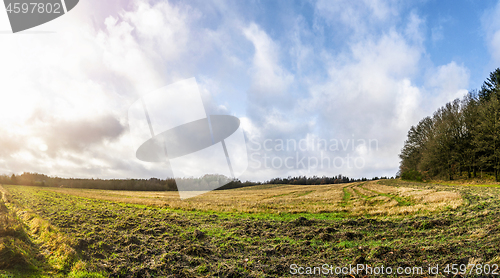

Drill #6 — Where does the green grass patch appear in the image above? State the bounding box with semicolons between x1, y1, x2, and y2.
294;190;313;197
341;187;351;207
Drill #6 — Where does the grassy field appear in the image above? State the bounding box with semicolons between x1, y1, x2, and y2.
0;180;499;277
34;181;461;216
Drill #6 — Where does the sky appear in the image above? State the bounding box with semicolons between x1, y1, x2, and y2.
1;0;500;182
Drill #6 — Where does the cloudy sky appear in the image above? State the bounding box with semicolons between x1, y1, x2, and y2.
1;0;500;181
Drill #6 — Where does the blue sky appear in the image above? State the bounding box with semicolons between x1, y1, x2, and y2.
1;0;500;181
419;0;496;88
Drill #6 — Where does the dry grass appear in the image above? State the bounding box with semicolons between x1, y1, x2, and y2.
351;185;378;197
38;181;463;216
362;182;399;194
2;180;496;277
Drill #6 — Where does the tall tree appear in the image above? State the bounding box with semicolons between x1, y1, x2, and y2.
424;101;462;180
461;92;479;178
399;116;433;173
475;97;500;181
479;68;500;102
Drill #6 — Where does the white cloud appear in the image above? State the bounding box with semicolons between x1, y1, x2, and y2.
405;11;425;45
242;4;469;180
490;31;500;62
314;0;399;39
425;61;470;110
243;23;294;97
0;0;205;178
0;0;474;181
394;79;421;129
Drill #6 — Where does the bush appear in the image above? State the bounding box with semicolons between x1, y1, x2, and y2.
401;169;424;182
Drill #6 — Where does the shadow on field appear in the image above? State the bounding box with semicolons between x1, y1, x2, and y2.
0;190;52;276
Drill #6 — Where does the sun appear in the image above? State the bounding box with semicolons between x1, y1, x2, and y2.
38;144;48;152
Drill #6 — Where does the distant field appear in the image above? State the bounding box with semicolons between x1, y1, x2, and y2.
1;180;499;277
38;181;461;216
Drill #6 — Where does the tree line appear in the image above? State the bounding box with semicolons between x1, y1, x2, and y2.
0;172;178;191
399;68;500;181
266;175;390;185
0;172;260;191
0;172;390;191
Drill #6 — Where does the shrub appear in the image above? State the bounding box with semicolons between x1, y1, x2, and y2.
401;169;423;182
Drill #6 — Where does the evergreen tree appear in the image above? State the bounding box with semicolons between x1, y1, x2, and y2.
479;68;500;102
475;97;500;181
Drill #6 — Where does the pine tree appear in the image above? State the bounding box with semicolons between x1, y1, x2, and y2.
475;97;500;181
479;68;500;102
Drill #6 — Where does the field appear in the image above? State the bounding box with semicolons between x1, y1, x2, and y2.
0;180;499;277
